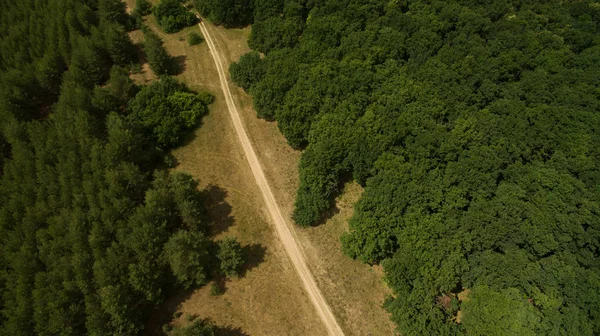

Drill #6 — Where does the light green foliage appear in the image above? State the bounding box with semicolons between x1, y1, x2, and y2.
154;0;199;33
188;32;204;46
164;230;211;289
461;286;539;336
217;237;244;278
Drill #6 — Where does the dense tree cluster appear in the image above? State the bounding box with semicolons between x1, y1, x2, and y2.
194;0;254;27
0;1;220;335
127;77;211;149
154;0;199;33
0;0;137;122
233;0;600;334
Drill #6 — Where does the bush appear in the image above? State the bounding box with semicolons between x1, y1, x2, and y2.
188;32;203;46
169;319;215;336
134;0;152;16
154;0;199;33
196;91;214;105
127;77;209;149
217;237;244;278
209;283;223;296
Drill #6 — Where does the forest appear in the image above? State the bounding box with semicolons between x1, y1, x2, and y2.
0;0;243;335
225;0;600;334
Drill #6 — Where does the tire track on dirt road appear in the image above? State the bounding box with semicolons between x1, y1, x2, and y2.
197;20;345;336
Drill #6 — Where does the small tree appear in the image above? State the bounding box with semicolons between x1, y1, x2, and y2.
134;0;153;16
154;0;199;33
143;27;176;76
188;32;203;46
164;230;211;288
217;237;244;278
169;319;215;336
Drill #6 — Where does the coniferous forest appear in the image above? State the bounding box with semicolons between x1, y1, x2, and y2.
0;0;234;335
226;0;600;335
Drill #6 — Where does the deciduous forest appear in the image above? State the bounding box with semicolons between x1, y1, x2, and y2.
0;0;240;335
226;0;600;334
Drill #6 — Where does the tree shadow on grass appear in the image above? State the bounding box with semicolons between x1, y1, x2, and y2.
200;184;235;236
214;325;249;336
239;243;267;278
169;55;187;75
145;288;196;336
133;42;148;65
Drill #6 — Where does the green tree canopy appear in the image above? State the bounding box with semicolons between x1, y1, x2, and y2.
217;237;244;278
164;230;212;289
240;0;600;334
154;0;199;33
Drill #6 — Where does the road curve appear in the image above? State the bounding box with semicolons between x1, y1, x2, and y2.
197;20;345;336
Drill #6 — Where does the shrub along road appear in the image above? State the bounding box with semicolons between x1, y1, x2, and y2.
197;19;345;336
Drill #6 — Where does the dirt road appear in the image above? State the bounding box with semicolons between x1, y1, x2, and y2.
197;20;345;336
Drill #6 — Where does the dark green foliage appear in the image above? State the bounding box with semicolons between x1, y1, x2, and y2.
0;108;210;334
127;77;211;149
194;0;254;28
99;0;133;29
188;32;204;46
134;0;153;17
92;66;139;116
94;22;137;66
254;0;285;21
0;1;218;334
229;52;265;91
217;238;244;278
248;16;302;53
142;27;179;76
164;230;212;289
245;0;600;334
154;0;199;33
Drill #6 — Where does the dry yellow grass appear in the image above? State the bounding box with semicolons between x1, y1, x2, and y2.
128;11;327;336
125;4;396;334
200;22;397;336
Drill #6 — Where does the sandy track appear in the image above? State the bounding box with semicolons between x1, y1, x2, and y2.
197;20;345;336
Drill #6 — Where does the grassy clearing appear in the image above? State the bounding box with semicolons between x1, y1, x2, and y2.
127;10;327;336
200;22;397;335
126;4;396;334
